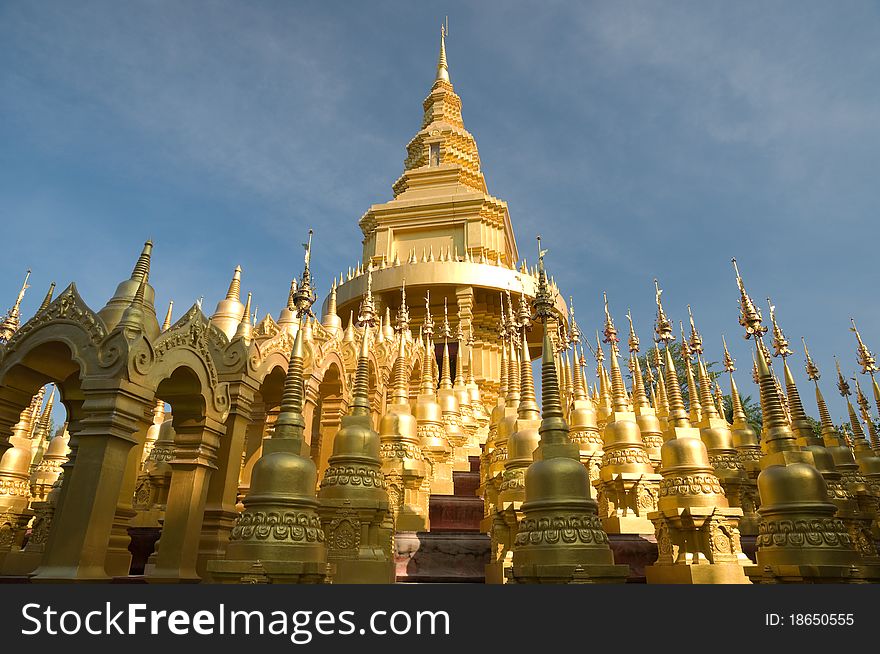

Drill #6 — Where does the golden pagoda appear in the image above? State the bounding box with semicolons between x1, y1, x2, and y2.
2;23;880;588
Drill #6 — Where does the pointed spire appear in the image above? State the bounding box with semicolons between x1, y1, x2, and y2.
664;342;690;428
225;265;242;301
131;241;153;282
440;339;453;389
573;345;588;402
161;300;174;331
396;280;410;335
518;327;539;420
854;376;880;450
275;317;307;442
507;338;521;404
36;281;55;315
436;19;450;83
466;325;477;387
755;340;795;451
1;269;32;338
234;292;253;342
603;301;629;413
537;317;568;446
631;350;651;410
681;322;702;424
118;269;148;330
343;310;356;342
325;279;337;316
697;357;719;419
350;325;372;417
420;331;436;396
389;328;410;406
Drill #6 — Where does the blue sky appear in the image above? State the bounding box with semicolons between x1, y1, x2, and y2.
2;1;879;425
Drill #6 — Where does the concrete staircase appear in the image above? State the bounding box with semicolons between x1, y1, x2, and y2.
394;456;490;582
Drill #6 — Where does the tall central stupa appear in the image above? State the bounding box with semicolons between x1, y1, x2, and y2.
328;27;567;401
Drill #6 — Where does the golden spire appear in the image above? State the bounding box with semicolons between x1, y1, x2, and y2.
755;339;797;453
357;268;377;327
518;327;540;420
436;18;450;83
631;350;651;410
507;337;521;405
681;321;702;424
663;341;690;429
131;240;153;282
226;265;242;301
840;423;854;449
572;344;588;401
602;291;620;355
389;326;410;406
567;296;579;346
652;342;669;416
440;339;453;390
803;338;835;436
161;300;174;331
731;258;767;339
466;324;477;386
603;297;629;413
537;315;568;447
498;326;509;398
854;376;880;450
275;316;308;445
626;309;640;355
0;269;31;341
343;310;356;343
697;357;719;419
349;324;372;417
420;305;436;396
118;267;148;331
36;281;55;315
234;292;253;342
396;280;410;335
36;384;56;441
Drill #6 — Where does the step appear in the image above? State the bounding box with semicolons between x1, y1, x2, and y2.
429;495;483;532
452;470;480;498
395;531;490;583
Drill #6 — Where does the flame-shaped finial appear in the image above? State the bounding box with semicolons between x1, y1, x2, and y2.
626;309;640;353
653;278;674;343
686;304;703;356
396;280;410;334
732;258;767;339
602;292;619;353
767;298;792;358
836;357;851;397
518;288;532;331
531;235;555;322
851;317;877;374
679;322;692;361
722;335;736;373
567;296;579;345
423;290;434;338
292;229;317;317
802;337;820;381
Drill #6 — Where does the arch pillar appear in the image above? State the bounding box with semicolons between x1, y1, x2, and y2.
147;412;225;583
106;406;152;576
197;380;257;580
31;383;152;582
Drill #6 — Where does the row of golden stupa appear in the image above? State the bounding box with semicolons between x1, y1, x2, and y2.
1;27;879;584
